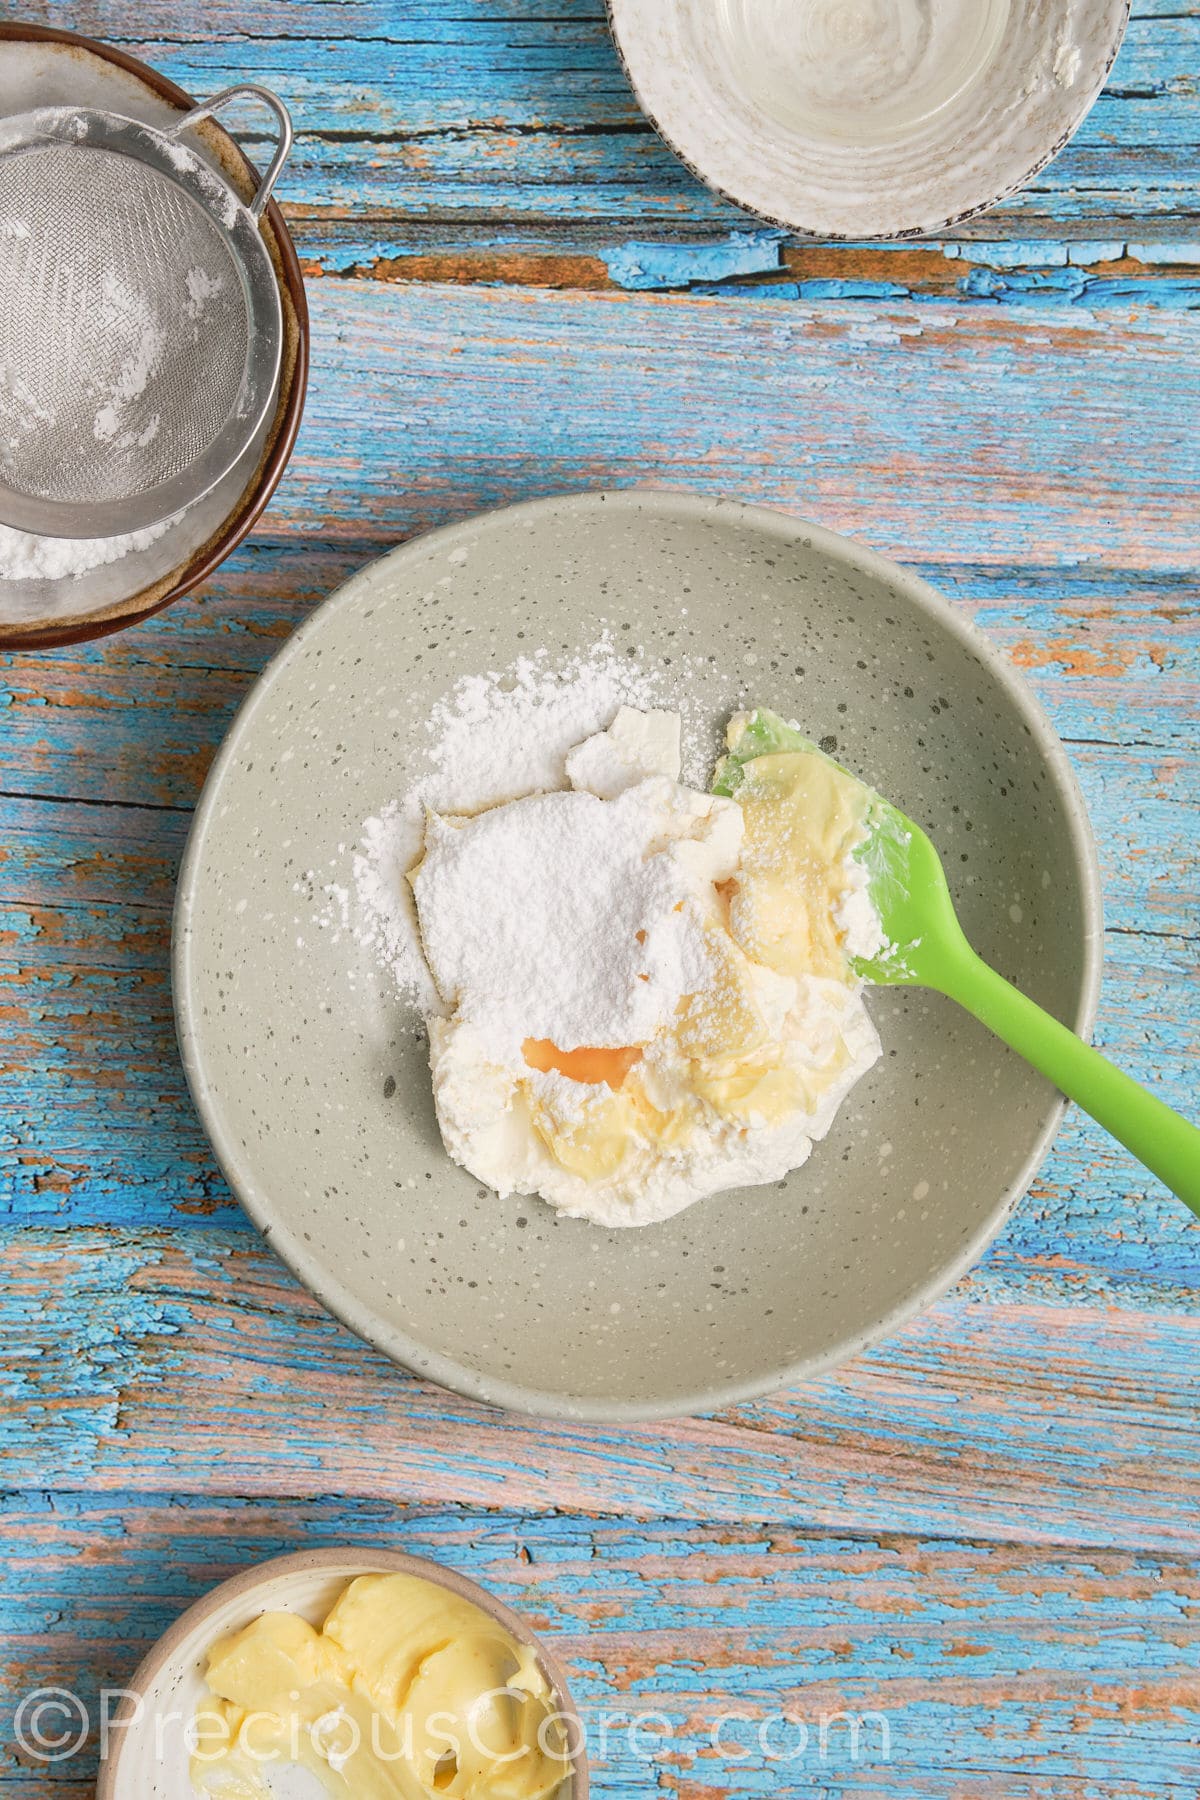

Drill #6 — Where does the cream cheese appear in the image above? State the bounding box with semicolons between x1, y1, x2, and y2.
410;708;884;1229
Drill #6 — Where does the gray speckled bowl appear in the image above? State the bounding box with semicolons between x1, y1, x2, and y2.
97;1547;585;1800
174;490;1101;1420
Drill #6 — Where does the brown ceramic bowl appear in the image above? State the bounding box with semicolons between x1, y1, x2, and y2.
96;1546;588;1799
0;23;309;651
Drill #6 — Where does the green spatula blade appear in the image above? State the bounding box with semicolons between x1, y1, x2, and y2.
715;711;1200;1216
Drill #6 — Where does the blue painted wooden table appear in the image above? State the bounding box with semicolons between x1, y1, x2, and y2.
2;4;1198;1795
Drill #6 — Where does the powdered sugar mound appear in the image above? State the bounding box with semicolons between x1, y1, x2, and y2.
0;516;172;581
413;782;718;1058
422;637;696;806
339;636;697;1007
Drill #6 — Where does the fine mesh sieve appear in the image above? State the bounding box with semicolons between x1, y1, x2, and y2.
0;84;292;539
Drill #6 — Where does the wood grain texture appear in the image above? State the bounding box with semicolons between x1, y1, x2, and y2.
2;289;1196;1539
2;1498;1199;1797
2;8;1198;1800
0;284;1195;581
4;1229;1200;1552
15;2;1200;251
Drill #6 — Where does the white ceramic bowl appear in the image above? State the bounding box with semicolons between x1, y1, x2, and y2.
608;0;1131;238
97;1548;586;1800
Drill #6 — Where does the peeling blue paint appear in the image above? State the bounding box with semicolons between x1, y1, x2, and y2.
601;229;785;291
690;278;913;302
943;240;1130;269
1127;240;1200;266
646;267;1198;308
960;267;1200;308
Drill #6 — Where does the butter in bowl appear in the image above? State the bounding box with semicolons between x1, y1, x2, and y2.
98;1548;586;1800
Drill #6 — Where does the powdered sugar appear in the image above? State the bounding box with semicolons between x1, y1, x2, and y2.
0;515;173;581
163;138;240;229
341;637;701;1008
413;781;722;1059
322;658;889;1227
0;364;56;455
185;266;226;322
423;637;702;804
91;272;165;448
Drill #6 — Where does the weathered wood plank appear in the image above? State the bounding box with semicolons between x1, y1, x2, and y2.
251;282;1200;573
2;1496;1198;1798
0;283;1195;614
289;235;1200;303
4;1230;1198;1550
19;5;1200;244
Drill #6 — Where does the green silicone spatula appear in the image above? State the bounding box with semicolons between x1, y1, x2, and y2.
715;711;1200;1217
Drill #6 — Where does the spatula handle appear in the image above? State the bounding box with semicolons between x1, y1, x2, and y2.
935;945;1200;1216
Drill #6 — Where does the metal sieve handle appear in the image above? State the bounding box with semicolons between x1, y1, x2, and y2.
170;83;294;223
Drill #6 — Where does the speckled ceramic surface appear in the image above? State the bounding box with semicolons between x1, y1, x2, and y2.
96;1547;585;1800
174;490;1102;1421
607;0;1130;239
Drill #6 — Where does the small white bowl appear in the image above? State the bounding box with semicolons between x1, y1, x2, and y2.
97;1548;587;1800
608;0;1130;238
